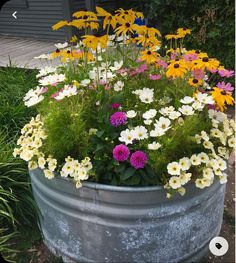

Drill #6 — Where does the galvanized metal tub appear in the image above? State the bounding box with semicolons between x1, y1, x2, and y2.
30;168;226;263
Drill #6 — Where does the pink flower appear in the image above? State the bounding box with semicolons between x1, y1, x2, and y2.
150;74;161;80
192;69;204;79
51;92;59;99
40;87;48;94
218;69;234;78
130;64;148;76
104;84;111;90
113;144;130;162
216;82;234;92
170;52;178;60
130;151;148;169
111;103;121;109
110;112;127;127
156;60;168;69
183;53;198;61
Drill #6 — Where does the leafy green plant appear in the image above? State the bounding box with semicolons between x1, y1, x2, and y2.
128;0;234;69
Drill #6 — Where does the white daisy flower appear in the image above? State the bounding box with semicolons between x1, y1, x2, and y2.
180;96;194;104
208;109;226;122
55;42;68;49
126;110;137;118
148;142;161;150
144;119;153;125
133;126;148;140
119;129;135;145
196;93;214;105
142;109;157;120
80;79;91;87
159;106;175;116
169;111;181;120
178;105;194;115
114;81;124;91
228;137;235;148
154;117;171;132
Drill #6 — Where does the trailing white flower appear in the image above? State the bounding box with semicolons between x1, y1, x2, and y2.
114;81;124;91
142;109;157;120
167;162;181;175
178;105;194;115
119;129;135;145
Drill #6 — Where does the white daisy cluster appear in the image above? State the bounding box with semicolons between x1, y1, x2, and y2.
60;156;93;188
119;126;148;145
38;73;66;86
36;66;57;78
23;86;45;107
54;84;78;101
132;88;154;104
89;61;123;82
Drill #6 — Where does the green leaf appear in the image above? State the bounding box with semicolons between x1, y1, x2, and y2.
121;167;136;180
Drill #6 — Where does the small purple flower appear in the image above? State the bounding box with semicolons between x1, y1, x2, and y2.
216;82;234;92
111;103;121;109
130;150;148;169
218;69;234;78
113;144;130;162
110;111;127;127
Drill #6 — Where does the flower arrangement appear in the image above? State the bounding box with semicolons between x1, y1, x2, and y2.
14;7;235;197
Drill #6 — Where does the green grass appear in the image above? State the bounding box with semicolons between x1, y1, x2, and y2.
0;66;41;262
0;66;37;138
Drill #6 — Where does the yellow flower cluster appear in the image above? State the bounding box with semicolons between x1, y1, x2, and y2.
60;156;93;188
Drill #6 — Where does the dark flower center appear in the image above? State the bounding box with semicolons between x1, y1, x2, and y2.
195;50;200;54
183;28;187;30
56;49;60;53
147;51;152;55
124;11;129;14
193;79;199;84
221;91;227;95
175;58;180;61
174;63;180;68
67;50;71;54
202;57;209;62
84;15;88;19
125;23;130;28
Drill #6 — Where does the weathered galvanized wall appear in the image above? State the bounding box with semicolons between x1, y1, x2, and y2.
30;168;226;263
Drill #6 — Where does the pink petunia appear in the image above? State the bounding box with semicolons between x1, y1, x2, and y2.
150;74;161;80
216;82;234;92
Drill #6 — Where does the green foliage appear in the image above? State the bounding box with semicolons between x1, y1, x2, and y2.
128;0;234;69
0;66;37;138
0;67;39;261
40;97;90;163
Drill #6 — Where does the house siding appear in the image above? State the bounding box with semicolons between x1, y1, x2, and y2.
0;0;67;40
0;0;120;41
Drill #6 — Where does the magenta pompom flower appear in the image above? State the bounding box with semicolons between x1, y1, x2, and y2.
130;151;148;169
110;111;127;127
111;103;121;109
113;144;130;162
